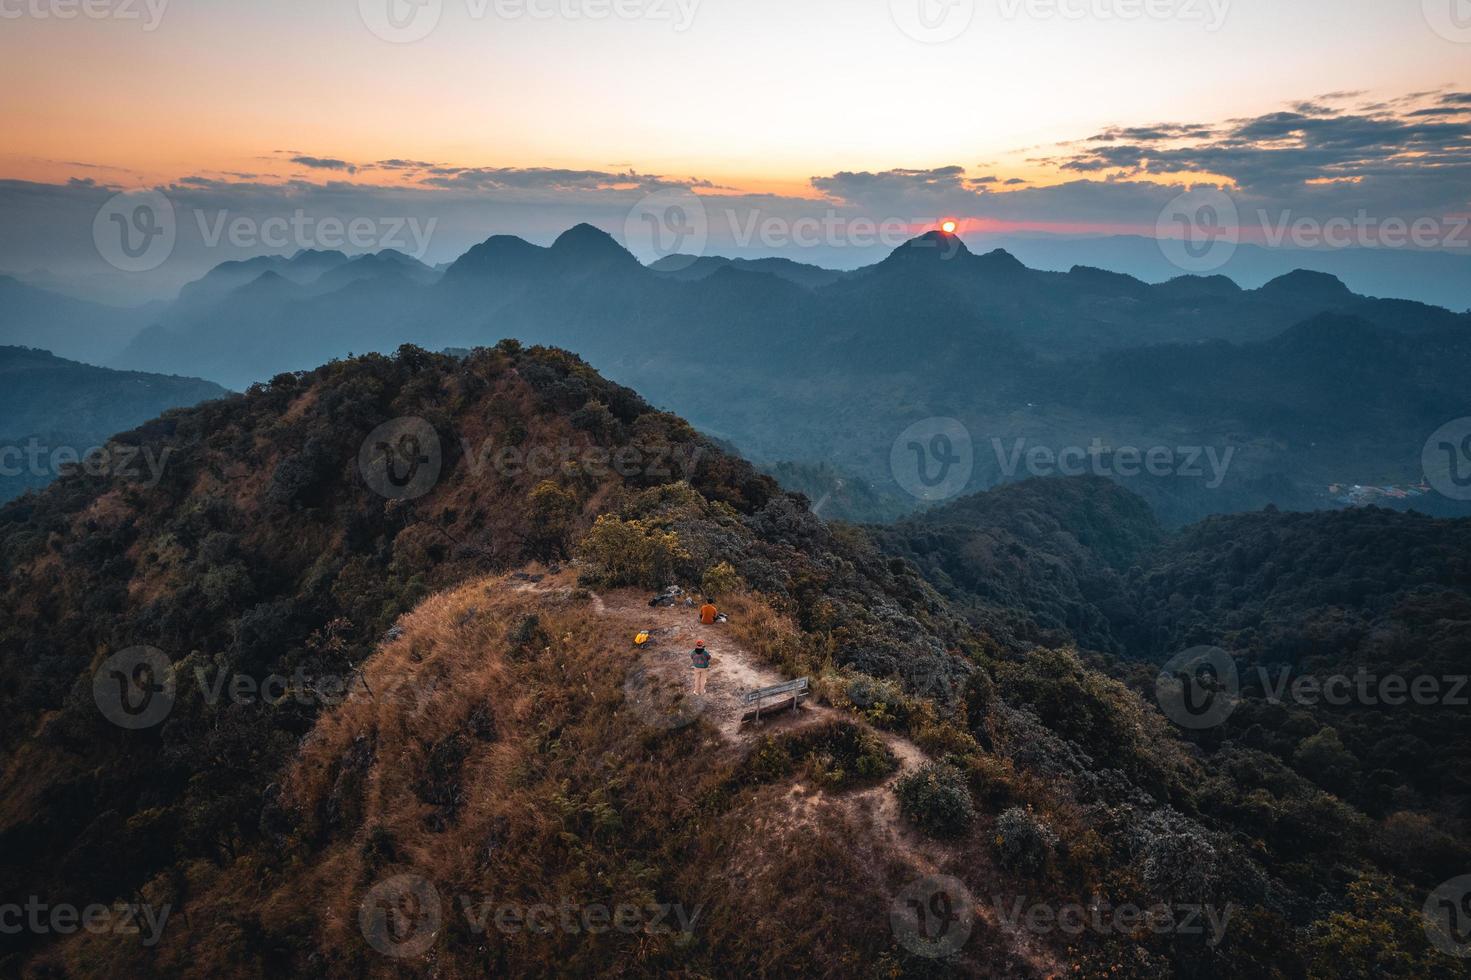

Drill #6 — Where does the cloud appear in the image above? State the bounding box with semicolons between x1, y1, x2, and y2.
1046;95;1471;213
8;87;1470;305
418;166;665;192
290;156;358;174
375;159;441;170
1087;124;1214;143
809;166;980;212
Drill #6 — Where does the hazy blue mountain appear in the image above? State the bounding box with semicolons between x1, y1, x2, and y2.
979;233;1471;312
88;227;1471;524
650;253;845;288
0;275;156;363
0;346;229;502
114;247;440;381
172;249;351;310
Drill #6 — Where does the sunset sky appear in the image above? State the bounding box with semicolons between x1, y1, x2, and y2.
1;0;1469;296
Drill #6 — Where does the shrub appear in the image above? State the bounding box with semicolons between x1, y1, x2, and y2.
526;481;579;559
994;806;1058;877
842;674;910;728
739;722;896;790
965;752;1023;808
700;560;743;598
1293;726;1360;795
914;720;981;758
1302;874;1454;979
570;399;619;440
896;762;976;838
576;514;690;589
506;614;545;652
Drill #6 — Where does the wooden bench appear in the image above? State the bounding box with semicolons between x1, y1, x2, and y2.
740;677;810;723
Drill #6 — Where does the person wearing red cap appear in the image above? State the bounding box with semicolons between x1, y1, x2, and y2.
690;640;712;696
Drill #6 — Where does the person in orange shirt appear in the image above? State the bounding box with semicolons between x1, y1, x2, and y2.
699;600;718;625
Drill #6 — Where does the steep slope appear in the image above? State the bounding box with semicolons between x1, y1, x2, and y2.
0;343;999;975
871;476;1163;654
879;477;1471;901
2;347;1463;978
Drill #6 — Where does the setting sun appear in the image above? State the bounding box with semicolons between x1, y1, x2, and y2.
941;220;958;234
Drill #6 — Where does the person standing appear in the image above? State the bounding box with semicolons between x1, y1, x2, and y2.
691;640;712;695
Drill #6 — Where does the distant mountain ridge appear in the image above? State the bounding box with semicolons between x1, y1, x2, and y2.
111;225;1471;389
978;232;1471;312
0;275;156;363
0;346;229;502
14;225;1469;523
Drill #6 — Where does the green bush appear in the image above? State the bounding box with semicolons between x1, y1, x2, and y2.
526;480;579;559
739;722;896;790
700;560;743;598
994;806;1058;877
576;514;690;589
895;762;976;837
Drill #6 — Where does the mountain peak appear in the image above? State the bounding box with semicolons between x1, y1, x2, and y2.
1257;269;1353;303
442;234;543;281
975;247;1025;271
287;249;349;268
552;223;636;261
884;230;974;265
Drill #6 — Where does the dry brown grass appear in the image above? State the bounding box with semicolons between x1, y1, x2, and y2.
721;591;812;679
45;571;1041;979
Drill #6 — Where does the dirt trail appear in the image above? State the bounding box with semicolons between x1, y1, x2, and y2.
514;570;920;759
510;569;1061;978
601;587;832;741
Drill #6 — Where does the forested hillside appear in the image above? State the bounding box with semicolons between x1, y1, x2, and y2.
1;350;1465;976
